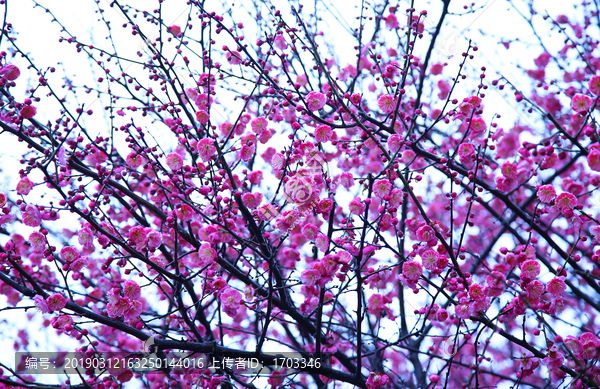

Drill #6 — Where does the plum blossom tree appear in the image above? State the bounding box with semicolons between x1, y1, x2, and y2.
2;0;600;388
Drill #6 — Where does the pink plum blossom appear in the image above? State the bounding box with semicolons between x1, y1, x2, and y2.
197;138;217;161
301;268;321;287
0;64;20;80
198;243;217;267
123;280;141;300
416;225;436;242
421;249;439;271
589;75;600;95
220;287;243;318
195;110;210;124
22;204;42;227
166;152;183;170
537;185;556;203
60;246;80;263
306;91;326;111
468;117;487;138
520;260;541;280
547;277;566;295
251;117;268;134
378;94;395;114
20;105;37;119
555;192;577;212
373;179;392;198
314;124;333;143
34;295;50;314
16;177;34;195
402;260;423;282
46;293;67;312
571;94;592;113
587;148;600;171
366;373;390;389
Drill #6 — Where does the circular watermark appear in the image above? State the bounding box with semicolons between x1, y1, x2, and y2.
439;31;469;59
283;152;330;207
590;189;600;209
284;175;314;206
140;335;156;357
139;30;161;60
259;152;332;227
0;179;9;195
438;335;458;359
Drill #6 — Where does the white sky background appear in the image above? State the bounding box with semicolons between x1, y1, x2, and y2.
0;0;596;387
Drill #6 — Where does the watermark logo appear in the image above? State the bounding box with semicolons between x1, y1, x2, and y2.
439;335;458;359
258;152;330;227
590;190;600;209
0;179;9;195
439;31;468;58
140;335;156;357
140;31;161;60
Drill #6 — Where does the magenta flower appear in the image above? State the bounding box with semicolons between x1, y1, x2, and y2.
501;162;517;179
537;185;556;203
128;226;147;248
377;94;395;114
526;280;544;301
108;297;131;318
22;204;42;227
46;293;67;312
123;280;141;300
555;192;577;211
306;91;326;111
166;152;183;171
34;295;50;314
0;64;20;80
367;294;392;317
588;148;600;171
195;110;210;124
219;287;243;318
402;260;423;282
416;225;436;242
315;233;329;252
302;223;319;240
571;94;592;113
168;25;182;37
251;117;268;134
20;105;36;119
547;277;566;295
198;243;217;267
197;138;217;161
366;373;390;389
469;284;486;301
29;232;46;252
314;124;333;143
175;204;194;222
468;117;487;138
61;247;81;264
75;229;93;251
301;268;321;287
458;143;475;158
373;179;392;198
349;197;365;214
146;230;162;251
454;303;472;319
16;177;34;195
123;300;143;321
126;152;145;168
589;75;600;95
520;260;541;280
421;249;439;271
